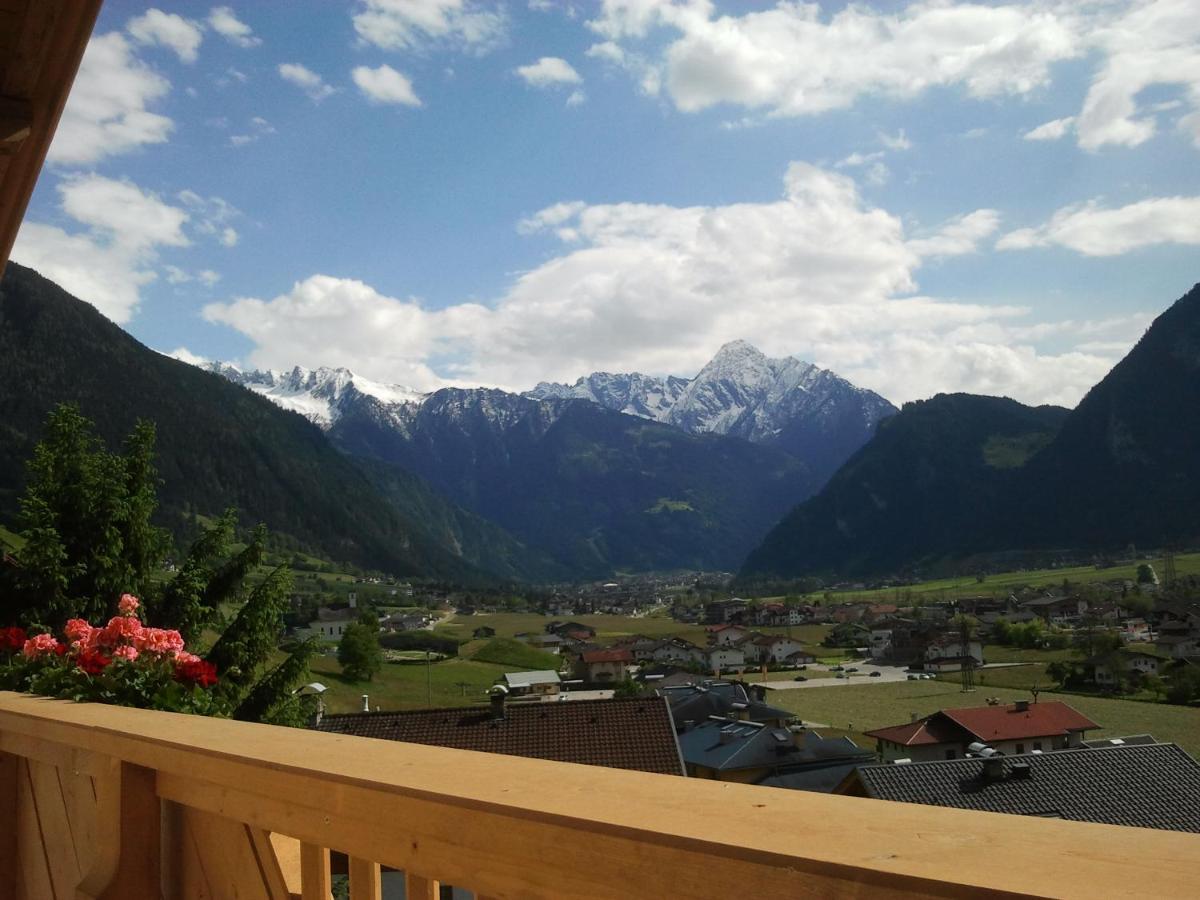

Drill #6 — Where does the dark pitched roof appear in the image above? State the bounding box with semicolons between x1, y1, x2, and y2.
1081;734;1159;749
314;697;684;776
662;682;794;726
839;744;1200;833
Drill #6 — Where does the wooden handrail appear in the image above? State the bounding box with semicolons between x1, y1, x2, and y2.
1;692;1197;898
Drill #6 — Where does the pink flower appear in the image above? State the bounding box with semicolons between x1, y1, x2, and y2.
97;615;143;649
64;618;95;645
173;651;201;665
135;628;185;656
112;645;139;662
118;594;140;617
22;633;63;659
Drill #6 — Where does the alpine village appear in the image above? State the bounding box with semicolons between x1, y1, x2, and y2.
1;2;1198;898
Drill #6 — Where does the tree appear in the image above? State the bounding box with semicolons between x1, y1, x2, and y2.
1136;563;1158;585
1;405;312;723
1166;665;1200;706
3;406;169;629
612;675;643;699
1143;673;1166;702
338;618;383;682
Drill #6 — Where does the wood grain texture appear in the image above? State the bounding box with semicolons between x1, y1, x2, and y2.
0;693;1198;899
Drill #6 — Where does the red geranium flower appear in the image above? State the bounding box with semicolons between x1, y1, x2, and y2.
1;626;27;652
175;657;218;688
76;648;112;675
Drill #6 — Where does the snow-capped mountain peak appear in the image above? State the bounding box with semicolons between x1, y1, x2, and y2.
526;341;897;484
209;362;424;426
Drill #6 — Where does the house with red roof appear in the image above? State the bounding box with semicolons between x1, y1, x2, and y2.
575;647;634;683
865;700;1099;763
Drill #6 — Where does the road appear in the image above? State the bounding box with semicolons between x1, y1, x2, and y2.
758;661;914;690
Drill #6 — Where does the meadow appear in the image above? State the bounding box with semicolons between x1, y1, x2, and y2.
767;680;1200;757
820;551;1200;604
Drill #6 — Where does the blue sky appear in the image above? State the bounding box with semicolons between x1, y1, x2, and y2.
13;0;1200;405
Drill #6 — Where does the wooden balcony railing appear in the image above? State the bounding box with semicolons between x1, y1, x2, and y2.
1;691;1198;899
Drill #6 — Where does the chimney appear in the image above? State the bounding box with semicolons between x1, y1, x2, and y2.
489;685;508;720
982;757;1005;780
1014;699;1030;712
361;694;370;712
910;712;919;723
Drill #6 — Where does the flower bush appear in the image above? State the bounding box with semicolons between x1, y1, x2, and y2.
0;594;224;715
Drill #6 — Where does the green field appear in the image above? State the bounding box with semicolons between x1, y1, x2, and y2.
310;654;519;713
768;680;1200;756
819;552;1200;604
0;525;23;552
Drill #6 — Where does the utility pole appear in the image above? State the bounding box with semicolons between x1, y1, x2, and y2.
425;649;432;706
959;615;976;693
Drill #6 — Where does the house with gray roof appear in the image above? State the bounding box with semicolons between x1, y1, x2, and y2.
835;743;1200;833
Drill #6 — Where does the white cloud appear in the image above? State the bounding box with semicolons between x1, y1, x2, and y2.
352;64;422;106
1075;0;1200;149
229;115;275;147
588;1;1082;117
11;175;191;323
567;89;587;107
198;269;222;287
168;347;211;366
208;6;261;48
1027;117;1075;143
352;0;506;52
127;9;204;63
516;57;583;88
49;33;173;165
1023;115;1075;141
176;190;241;247
908;209;1002;259
836;150;884;169
164;265;191;284
997;195;1200;256
204;163;1132;406
586;1;1200;155
878;129;911;151
279;63;336;101
60;174;190;253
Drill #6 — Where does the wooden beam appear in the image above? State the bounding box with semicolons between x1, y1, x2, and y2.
0;96;31;145
0;0;105;273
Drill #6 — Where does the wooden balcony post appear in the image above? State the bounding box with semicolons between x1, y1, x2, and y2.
75;761;160;900
348;856;381;900
405;873;439;900
300;843;332;900
0;752;16;900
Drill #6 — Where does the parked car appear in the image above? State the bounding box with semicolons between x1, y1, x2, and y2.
830;665;844;671
906;674;918;680
846;667;859;673
836;673;847;679
921;673;936;680
869;671;882;677
793;675;808;682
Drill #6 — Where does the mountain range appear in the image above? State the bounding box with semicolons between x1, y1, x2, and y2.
742;282;1200;581
0;262;553;584
210;343;896;575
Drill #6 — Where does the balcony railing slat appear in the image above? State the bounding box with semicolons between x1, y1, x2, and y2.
349;856;382;900
76;760;160;900
301;843;332;900
0;752;17;900
1;694;1198;900
406;872;439;900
